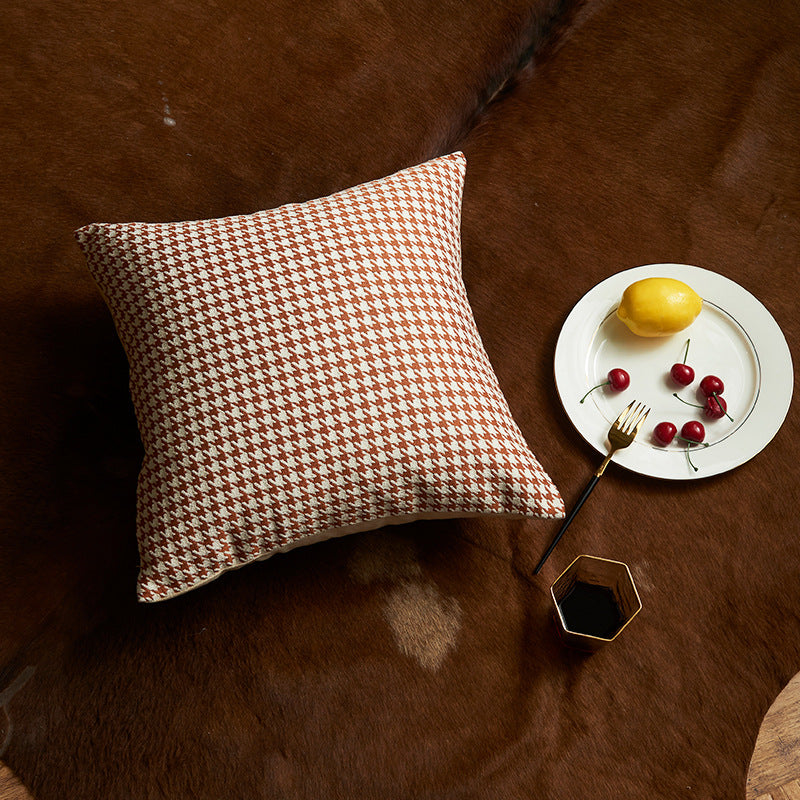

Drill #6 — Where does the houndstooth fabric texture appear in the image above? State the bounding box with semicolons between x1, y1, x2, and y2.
76;152;564;602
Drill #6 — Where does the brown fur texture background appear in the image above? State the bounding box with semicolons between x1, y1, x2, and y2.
2;0;799;797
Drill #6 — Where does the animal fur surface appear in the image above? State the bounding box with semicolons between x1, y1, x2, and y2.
2;0;800;797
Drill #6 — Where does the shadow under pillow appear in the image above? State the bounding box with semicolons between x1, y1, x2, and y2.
75;152;564;602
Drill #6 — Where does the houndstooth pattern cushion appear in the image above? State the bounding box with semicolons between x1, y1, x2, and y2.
76;152;564;602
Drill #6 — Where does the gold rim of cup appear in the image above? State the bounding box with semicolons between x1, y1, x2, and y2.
549;554;642;652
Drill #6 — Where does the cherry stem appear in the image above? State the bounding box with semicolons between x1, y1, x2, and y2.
674;391;734;421
673;392;702;409
580;381;609;403
681;338;691;364
679;431;709;473
711;392;734;421
676;435;710;447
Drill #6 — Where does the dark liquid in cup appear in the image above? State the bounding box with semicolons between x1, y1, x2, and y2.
558;581;623;639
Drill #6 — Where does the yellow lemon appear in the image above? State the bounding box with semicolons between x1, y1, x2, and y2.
616;277;702;337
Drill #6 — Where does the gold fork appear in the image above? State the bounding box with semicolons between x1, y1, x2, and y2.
533;400;650;574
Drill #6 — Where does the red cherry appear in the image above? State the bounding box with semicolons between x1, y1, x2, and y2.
700;375;724;397
670;339;695;386
579;368;630;403
672;392;733;422
607;368;630;391
704;393;728;419
670;363;695;386
678;420;709;472
653;422;677;446
680;420;705;443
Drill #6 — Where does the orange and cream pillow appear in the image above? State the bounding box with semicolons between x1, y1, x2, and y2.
76;152;564;602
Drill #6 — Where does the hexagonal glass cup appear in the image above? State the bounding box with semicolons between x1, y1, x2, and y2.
550;555;642;652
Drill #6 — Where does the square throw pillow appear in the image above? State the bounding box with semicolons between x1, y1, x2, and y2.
76;152;564;602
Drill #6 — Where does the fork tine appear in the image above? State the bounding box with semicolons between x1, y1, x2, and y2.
633;406;650;435
614;399;637;427
621;402;649;434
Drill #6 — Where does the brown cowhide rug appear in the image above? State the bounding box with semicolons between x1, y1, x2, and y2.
2;0;800;798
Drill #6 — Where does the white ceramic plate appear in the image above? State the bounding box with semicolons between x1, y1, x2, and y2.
554;264;793;480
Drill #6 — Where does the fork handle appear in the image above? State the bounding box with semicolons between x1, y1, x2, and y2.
595;450;616;477
532;475;601;574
